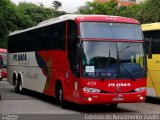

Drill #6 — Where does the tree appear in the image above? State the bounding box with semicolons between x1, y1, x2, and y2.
18;2;66;28
52;0;62;10
0;0;66;48
0;0;21;48
118;4;144;23
140;0;160;23
78;1;118;15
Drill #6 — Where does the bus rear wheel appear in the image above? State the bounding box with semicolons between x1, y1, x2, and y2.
15;79;23;94
56;85;67;108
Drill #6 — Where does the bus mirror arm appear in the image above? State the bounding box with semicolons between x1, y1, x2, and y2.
145;38;152;59
76;43;83;59
75;43;83;78
76;43;81;60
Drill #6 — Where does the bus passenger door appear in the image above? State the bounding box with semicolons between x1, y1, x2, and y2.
66;20;80;101
147;38;160;97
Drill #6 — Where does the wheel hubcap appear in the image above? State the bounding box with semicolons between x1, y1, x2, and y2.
19;82;22;91
59;89;62;101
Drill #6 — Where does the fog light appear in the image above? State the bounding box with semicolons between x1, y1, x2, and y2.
134;87;146;92
83;87;101;93
88;97;92;102
140;96;144;100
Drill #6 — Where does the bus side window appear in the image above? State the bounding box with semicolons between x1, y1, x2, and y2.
144;31;160;59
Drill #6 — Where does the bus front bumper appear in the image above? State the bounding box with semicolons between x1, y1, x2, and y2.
78;92;146;105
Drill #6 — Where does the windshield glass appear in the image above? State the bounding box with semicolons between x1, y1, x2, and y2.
80;22;143;40
82;41;146;79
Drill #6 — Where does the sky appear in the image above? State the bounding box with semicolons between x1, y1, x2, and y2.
10;0;93;13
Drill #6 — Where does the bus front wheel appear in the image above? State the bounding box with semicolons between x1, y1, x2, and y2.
108;103;118;109
56;85;67;108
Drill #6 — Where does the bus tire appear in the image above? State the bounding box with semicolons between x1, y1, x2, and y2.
56;84;67;109
108;103;118;109
13;73;17;86
15;76;23;94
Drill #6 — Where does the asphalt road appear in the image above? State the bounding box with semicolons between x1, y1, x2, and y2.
0;80;160;120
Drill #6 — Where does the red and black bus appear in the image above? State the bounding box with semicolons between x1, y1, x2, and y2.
7;15;147;108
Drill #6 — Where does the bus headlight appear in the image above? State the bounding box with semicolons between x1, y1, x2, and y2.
134;87;146;92
83;87;101;93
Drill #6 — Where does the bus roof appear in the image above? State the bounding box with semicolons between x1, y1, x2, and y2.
0;48;7;53
9;14;140;36
142;22;160;31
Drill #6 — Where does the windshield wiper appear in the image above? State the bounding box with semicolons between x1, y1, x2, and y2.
120;65;136;81
115;43;120;78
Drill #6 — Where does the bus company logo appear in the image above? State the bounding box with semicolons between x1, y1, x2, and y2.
108;83;131;87
13;54;27;61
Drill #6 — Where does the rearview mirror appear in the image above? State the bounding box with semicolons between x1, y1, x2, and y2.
145;38;152;59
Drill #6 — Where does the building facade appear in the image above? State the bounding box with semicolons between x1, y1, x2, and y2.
94;0;139;6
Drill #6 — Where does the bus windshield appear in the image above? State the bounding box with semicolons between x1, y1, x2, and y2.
82;41;146;79
80;22;143;40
